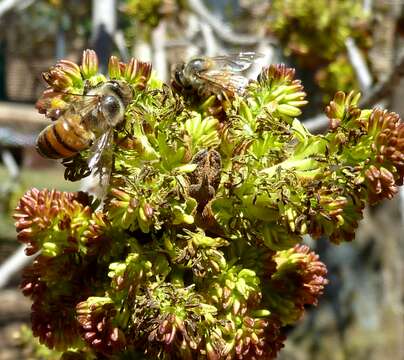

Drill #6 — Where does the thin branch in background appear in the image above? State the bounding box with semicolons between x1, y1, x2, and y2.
360;50;404;108
133;38;152;62
165;39;192;48
152;20;168;82
345;37;373;92
199;21;218;56
113;30;130;62
0;0;29;17
55;20;66;59
182;13;201;59
187;0;271;46
1;149;19;179
363;0;373;14
186;12;201;40
0;245;33;289
305;47;404;134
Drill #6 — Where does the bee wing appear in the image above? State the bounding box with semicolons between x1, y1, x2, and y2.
87;130;113;171
197;69;249;95
65;94;100;120
194;53;263;95
207;52;263;73
87;130;114;197
38;91;99;121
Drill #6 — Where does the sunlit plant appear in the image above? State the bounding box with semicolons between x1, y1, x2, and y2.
267;0;372;102
14;50;403;359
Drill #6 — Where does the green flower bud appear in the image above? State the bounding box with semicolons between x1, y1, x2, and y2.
108;55;121;79
80;49;99;79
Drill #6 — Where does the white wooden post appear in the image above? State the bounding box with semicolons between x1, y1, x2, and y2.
91;0;116;71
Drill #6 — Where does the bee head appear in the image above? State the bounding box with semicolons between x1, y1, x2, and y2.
186;58;205;73
96;81;133;127
180;57;208;88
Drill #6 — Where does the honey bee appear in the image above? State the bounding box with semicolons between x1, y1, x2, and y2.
36;80;133;184
172;52;261;99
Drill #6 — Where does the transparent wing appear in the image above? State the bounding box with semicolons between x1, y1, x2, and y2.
205;52;263;73
37;90;100;121
87;130;114;197
197;70;249;94
194;52;262;95
87;130;113;171
64;94;100;120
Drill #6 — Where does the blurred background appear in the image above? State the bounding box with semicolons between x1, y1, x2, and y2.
0;0;403;359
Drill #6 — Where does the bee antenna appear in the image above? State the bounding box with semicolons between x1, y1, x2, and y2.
59;91;99;98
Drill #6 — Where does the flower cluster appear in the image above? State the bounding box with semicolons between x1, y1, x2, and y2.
267;0;372;102
119;0;180;29
14;188;93;256
14;51;404;359
265;245;328;325
76;297;127;355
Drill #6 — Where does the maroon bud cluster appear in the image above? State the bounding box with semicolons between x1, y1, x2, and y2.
76;299;126;356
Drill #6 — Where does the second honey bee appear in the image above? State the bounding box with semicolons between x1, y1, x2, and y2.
172;52;261;99
36;80;133;179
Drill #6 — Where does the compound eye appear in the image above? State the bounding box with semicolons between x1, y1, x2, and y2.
100;95;125;126
189;59;204;71
101;95;120;117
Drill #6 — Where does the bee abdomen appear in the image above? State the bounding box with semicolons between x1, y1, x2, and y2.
36;116;93;159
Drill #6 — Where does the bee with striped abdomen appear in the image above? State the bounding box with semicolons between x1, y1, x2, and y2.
36;80;133;185
172;52;261;100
